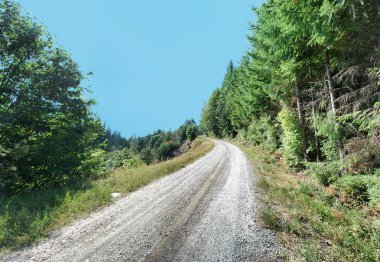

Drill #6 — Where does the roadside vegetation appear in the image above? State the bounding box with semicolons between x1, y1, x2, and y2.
237;143;379;262
201;0;380;261
0;137;213;254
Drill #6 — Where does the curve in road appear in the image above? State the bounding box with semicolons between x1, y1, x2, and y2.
3;140;285;262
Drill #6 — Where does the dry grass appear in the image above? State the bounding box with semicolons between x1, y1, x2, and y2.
107;137;214;194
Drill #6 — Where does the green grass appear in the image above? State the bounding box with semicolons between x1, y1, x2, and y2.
0;138;214;255
235;143;380;262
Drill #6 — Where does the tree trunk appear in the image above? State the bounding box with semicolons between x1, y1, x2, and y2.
324;48;344;161
311;87;321;162
324;49;337;114
309;64;320;162
295;78;308;161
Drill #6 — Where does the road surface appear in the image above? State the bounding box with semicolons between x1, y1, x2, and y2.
3;140;285;262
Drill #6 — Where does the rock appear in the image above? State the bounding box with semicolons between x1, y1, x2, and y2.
111;192;121;198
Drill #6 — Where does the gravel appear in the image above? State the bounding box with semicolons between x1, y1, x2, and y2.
2;140;286;262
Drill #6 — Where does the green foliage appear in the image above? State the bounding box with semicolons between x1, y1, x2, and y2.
200;0;380;260
104;148;138;172
0;180;112;253
178;119;199;141
0;1;104;192
104;128;128;152
277;108;303;168
368;180;380;207
201;62;238;138
201;89;222;137
102;119;200;167
157;141;180;160
185;124;198;141
246;114;278;152
239;143;380;262
122;155;144;169
79;149;107;177
315;113;342;161
335;175;380;207
306;161;341;186
260;208;282;231
201;0;379;171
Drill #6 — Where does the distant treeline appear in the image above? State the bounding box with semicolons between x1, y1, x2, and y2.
105;118;198;157
0;1;199;193
201;0;380;206
102;119;199;172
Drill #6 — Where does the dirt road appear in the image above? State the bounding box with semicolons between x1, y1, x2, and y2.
3;140;285;262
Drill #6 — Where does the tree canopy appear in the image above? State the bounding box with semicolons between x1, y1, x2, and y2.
0;1;104;192
201;0;380;171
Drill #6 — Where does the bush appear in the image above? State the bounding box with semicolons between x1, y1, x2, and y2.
157;141;180;160
122;155;144;169
306;161;341;186
78;149;107;177
186;125;199;141
177;119;199;142
104;148;143;172
368;181;380;207
277;108;303;168
336;176;370;205
344;137;380;174
316;112;342;161
246;114;278;152
335;175;380;206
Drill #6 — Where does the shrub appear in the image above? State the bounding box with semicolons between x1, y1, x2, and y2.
368;181;380;207
246;114;278;152
335;175;380;206
186;125;199;141
104;148;143;172
336;176;370;204
157;141;180;160
122;155;144;169
277;108;303;168
78;149;107;177
177;119;199;142
344;137;380;174
316;112;342;161
306;162;341;186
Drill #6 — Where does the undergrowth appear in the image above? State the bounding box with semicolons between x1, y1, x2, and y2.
0;138;214;255
236;143;380;262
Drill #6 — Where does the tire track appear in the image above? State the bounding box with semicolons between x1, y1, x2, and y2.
2;140;285;262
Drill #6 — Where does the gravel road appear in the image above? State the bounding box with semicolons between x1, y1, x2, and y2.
3;140;285;262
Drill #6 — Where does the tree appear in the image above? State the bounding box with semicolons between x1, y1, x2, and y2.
201;0;379;173
0;1;104;192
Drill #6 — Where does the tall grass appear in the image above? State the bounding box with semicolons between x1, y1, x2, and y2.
236;143;380;262
0;138;214;255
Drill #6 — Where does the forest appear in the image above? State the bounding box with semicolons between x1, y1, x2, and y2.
201;0;380;261
202;0;380;207
201;1;380;259
0;0;199;194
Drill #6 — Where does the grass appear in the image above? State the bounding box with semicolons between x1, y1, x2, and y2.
235;142;380;262
0;137;214;255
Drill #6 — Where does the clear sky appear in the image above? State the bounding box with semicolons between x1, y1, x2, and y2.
16;0;262;137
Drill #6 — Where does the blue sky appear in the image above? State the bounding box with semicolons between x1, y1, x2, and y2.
17;0;262;137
